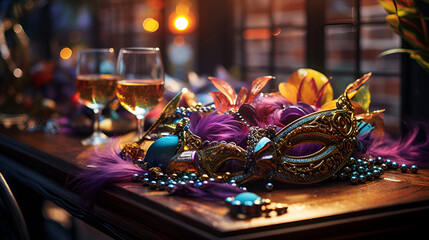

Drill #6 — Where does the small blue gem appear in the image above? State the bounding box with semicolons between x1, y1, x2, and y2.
400;163;408;173
132;173;140;182
411;165;418;174
149;180;157;189
359;175;366;183
372;169;380;178
350;176;358;184
385;159;392;168
266;182;274;191
235;192;261;203
366;172;374;181
189;172;198;180
225;197;234;204
166;184;176;193
375;156;383;165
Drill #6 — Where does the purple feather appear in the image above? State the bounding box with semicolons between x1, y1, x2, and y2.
171;181;246;201
189;112;249;148
365;123;429;168
279;102;315;127
239;97;315;130
68;139;149;204
254;96;291;128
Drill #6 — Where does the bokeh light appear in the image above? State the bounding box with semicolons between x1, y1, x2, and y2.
60;47;72;60
174;16;189;31
142;18;159;32
13;68;23;78
173;36;185;46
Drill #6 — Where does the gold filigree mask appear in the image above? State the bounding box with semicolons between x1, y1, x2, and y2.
166;78;363;185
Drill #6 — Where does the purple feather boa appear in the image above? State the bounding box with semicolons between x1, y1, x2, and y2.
189;112;249;148
362;123;429;168
68;139;149;203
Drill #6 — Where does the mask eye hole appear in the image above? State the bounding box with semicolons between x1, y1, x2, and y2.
284;143;324;157
215;159;246;174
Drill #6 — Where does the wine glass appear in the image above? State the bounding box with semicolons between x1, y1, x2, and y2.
116;47;165;141
76;48;117;145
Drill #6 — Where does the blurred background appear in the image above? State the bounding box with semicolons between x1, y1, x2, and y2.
0;0;428;238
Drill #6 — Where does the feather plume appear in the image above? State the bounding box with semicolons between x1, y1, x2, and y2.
365;123;429;168
189;112;249;148
68;139;149;204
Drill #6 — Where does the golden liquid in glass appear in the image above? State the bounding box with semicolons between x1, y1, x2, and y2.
116;79;164;117
76;74;117;109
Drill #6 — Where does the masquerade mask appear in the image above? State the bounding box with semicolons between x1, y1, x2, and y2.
162;80;359;185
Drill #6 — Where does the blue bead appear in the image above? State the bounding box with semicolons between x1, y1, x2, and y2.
234;192;261;203
225;196;234;204
266;182;274;191
391;162;399;170
400;164;408;173
142;177;150;186
411;165;418;174
339;172;348;181
166;184;176;193
385;159;392;168
189;172;198;180
359;175;366;183
372;169;380;178
366;172;374;181
145;135;179;171
350;176;359;184
132;173;140;182
375;156;383;165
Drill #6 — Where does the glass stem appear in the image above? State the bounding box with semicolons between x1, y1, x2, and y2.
136;115;145;141
93;108;102;134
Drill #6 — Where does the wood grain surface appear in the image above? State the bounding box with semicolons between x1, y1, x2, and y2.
0;127;428;239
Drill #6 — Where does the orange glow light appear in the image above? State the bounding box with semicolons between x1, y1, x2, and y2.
60;47;72;60
173;36;185;46
174;16;189;31
143;18;159;32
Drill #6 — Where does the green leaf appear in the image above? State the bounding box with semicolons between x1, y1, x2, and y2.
379;48;429;74
409;52;429;73
378;48;417;58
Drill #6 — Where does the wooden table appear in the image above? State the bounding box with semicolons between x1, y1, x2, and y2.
0;127;428;239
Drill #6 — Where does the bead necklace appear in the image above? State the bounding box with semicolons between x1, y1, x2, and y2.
333;156;418;184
